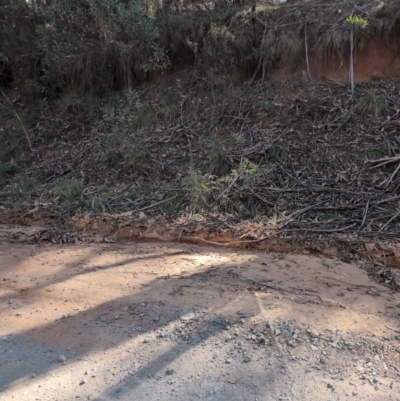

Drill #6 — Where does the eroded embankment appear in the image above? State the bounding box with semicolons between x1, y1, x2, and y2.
1;210;400;291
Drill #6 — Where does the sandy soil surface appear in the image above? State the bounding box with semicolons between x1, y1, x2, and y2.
1;235;400;401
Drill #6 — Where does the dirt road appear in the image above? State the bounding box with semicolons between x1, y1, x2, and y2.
1;236;400;401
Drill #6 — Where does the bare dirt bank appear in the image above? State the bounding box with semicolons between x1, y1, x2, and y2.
1;209;400;290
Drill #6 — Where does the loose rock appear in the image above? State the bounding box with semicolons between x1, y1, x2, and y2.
308;327;320;338
179;310;195;321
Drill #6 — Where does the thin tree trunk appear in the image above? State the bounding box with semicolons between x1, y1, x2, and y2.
305;22;312;81
349;27;355;96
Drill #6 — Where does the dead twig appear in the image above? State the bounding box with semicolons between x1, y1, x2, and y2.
385;324;400;333
378;210;400;232
304;22;312;82
138;196;177;212
181;235;272;247
214;174;240;204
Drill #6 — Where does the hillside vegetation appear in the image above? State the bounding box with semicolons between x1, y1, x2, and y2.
1;0;400;240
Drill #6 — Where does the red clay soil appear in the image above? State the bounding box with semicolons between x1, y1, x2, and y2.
1;209;400;271
273;38;400;82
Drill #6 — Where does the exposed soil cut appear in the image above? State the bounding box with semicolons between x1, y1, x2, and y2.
274;38;400;82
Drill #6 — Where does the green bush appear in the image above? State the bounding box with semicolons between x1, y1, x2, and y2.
52;179;82;211
358;92;386;119
344;15;369;29
0;175;35;209
35;0;168;95
1;0;168;98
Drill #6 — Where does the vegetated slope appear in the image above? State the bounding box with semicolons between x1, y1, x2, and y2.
2;74;400;237
1;0;400;244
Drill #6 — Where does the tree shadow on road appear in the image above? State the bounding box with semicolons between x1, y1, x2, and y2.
0;242;397;401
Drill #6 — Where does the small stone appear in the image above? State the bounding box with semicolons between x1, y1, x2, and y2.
225;358;232;364
8;299;14;304
140;303;146;307
243;355;251;363
58;355;66;363
179;310;195;321
373;354;380;362
31;374;36;378
310;345;319;351
308;327;320;338
79;379;86;385
166;368;175;375
258;336;266;344
84;370;89;375
320;356;326;364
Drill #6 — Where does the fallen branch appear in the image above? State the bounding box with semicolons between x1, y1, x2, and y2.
385;324;400;333
181;235;272;247
139;196;177;211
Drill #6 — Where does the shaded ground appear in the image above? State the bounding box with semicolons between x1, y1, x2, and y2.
1;233;400;401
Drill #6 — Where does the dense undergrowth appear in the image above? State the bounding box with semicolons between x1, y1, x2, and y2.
1;0;399;94
1;0;400;238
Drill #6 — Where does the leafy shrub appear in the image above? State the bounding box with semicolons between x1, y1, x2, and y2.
52;179;82;211
35;0;168;95
0;175;35;209
344;15;369;29
0;161;20;178
358;92;386;119
182;170;212;212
